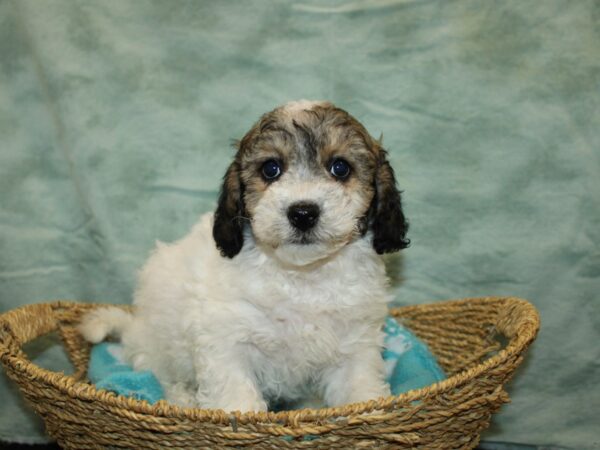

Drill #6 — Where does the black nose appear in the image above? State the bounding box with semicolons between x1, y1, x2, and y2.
287;202;320;232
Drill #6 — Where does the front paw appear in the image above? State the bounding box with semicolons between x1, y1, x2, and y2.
197;390;268;412
165;382;198;408
323;362;392;406
221;397;268;413
348;383;391;403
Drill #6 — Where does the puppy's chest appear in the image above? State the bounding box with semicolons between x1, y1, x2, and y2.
243;281;370;365
249;302;342;366
234;253;387;366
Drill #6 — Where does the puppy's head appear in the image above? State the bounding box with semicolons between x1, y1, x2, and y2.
213;100;409;266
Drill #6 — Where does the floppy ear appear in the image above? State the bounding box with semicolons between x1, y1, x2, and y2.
212;160;245;258
371;150;410;254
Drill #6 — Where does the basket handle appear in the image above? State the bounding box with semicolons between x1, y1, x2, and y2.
494;297;540;344
0;320;19;357
0;303;59;356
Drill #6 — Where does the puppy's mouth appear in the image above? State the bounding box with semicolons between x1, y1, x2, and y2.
289;233;316;245
285;228;352;248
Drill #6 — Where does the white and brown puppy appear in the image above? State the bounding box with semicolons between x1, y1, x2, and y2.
80;100;409;412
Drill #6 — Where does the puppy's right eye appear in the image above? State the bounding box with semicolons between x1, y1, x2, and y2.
261;160;282;180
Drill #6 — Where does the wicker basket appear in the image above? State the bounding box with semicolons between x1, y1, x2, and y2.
0;297;539;449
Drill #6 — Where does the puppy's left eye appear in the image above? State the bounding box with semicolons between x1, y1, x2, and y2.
261;159;282;180
330;159;351;179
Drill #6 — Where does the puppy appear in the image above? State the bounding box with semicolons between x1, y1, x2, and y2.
79;100;409;412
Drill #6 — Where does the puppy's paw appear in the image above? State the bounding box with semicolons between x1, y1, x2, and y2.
199;391;268;412
325;373;391;406
165;383;198;408
348;383;391;403
225;397;268;413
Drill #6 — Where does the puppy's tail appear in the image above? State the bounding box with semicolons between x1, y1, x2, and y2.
78;306;133;343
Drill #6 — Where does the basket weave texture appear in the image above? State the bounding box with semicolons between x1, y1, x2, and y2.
0;297;539;449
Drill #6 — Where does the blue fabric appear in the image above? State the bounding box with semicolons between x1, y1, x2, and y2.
383;316;446;394
87;317;444;404
88;343;164;404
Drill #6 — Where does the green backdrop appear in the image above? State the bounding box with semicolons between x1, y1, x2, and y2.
1;1;599;447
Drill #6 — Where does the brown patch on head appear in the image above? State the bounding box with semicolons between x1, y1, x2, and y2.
234;110;296;216
300;104;381;181
282;103;383;216
234;101;393;225
213;101;409;258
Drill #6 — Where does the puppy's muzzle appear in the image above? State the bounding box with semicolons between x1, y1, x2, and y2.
287;202;320;232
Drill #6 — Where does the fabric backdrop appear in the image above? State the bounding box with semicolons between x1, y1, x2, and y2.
1;1;598;447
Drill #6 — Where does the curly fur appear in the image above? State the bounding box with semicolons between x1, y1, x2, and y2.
79;100;409;412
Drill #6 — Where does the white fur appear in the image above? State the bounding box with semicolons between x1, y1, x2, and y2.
79;101;393;412
79;307;133;344
252;170;369;267
79;214;392;411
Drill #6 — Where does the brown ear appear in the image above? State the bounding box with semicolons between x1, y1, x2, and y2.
212;160;245;258
371;150;410;254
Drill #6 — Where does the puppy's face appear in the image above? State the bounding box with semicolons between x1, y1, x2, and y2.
213;101;409;266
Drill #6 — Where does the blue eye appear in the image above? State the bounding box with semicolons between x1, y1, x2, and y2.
262;160;282;180
330;159;351;179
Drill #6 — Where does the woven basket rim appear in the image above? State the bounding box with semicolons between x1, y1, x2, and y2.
0;296;539;428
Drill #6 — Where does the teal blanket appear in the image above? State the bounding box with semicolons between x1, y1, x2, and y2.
1;1;598;447
87;318;444;405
